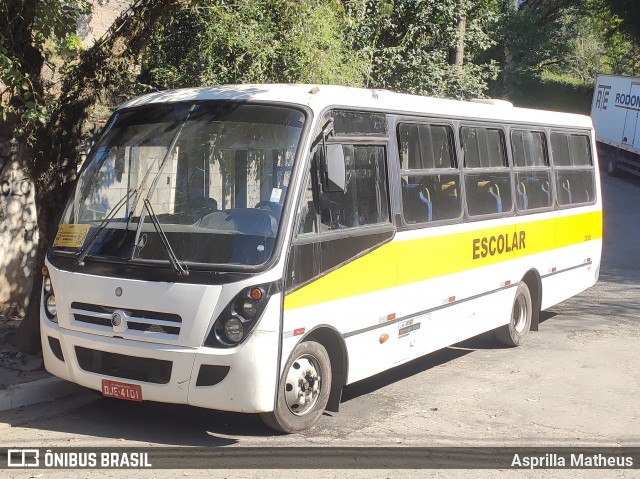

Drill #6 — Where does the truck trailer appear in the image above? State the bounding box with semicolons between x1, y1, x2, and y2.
591;74;640;176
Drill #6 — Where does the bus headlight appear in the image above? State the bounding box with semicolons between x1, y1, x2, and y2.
45;294;58;321
223;317;244;343
42;265;58;322
204;282;279;348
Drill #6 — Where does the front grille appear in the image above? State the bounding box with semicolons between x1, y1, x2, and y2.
75;346;172;384
70;302;182;339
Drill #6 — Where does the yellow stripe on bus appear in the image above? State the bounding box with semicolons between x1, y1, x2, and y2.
283;210;602;311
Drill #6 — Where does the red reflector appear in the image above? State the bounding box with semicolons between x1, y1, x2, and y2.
504;280;511;286
293;328;305;337
586;258;591;263
551;267;556;273
387;313;396;321
448;296;455;303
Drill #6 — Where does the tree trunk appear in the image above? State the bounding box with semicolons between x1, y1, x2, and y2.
11;175;71;352
11;0;187;353
449;15;466;72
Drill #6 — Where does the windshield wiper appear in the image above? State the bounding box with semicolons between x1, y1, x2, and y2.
76;188;137;266
143;198;189;276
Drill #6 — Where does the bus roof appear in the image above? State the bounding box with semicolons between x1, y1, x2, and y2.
119;84;593;129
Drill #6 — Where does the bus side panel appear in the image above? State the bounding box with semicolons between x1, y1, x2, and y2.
282;286;402;381
539;240;602;310
541;206;602;310
281;207;602;387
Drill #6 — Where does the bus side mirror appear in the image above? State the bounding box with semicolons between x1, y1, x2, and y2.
323;144;346;192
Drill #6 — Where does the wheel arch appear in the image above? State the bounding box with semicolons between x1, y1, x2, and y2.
521;269;542;332
304;325;348;413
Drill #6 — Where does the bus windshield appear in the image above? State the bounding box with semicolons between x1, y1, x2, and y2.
55;102;306;268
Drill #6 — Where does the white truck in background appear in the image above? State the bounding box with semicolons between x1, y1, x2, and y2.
591;74;640;176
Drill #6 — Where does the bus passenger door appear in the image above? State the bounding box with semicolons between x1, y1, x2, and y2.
283;143;398;382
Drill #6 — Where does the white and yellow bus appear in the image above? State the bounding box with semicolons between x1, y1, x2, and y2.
41;85;602;432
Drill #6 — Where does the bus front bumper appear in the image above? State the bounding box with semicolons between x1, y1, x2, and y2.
41;318;279;414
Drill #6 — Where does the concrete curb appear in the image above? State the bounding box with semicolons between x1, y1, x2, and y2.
0;376;83;412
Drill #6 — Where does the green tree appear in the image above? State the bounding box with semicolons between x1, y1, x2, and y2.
140;0;366;90
604;0;640;42
489;0;640;103
1;0;188;352
487;0;581;97
344;0;499;98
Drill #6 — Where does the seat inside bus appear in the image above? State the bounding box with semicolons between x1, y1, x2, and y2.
517;177;551;210
199;208;278;237
402;182;433;223
469;180;502;215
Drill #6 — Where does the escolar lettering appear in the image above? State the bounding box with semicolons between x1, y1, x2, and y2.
472;231;526;259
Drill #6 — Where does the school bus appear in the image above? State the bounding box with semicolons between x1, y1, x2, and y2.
41;85;602;432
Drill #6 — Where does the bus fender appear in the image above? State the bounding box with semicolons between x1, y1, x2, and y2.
304;325;349;413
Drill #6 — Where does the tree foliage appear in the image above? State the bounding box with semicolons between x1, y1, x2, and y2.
344;0;499;98
140;0;501;100
0;0;88;134
487;0;640;100
604;0;640;42
140;0;366;90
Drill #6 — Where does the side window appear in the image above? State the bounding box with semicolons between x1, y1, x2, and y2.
397;122;461;224
297;144;390;234
550;132;593;167
461;126;512;217
550;132;595;206
511;130;547;167
461;127;507;168
511;130;553;211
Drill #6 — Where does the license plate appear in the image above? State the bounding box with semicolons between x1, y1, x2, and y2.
101;379;143;402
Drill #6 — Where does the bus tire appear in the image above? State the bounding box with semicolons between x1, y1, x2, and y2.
260;340;332;433
495;282;532;347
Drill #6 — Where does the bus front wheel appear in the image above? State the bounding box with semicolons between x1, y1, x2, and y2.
495;282;532;347
261;340;332;433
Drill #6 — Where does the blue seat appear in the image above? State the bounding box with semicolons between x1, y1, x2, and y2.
402;183;432;223
517;181;528;210
561;179;573;204
470;181;502;215
486;183;503;213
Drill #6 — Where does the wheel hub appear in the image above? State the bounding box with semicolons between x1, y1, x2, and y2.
284;355;321;416
513;294;527;333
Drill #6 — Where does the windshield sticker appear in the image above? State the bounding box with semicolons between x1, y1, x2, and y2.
269;188;282;203
53;224;91;248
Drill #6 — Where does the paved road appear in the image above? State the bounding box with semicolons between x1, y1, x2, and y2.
1;174;639;479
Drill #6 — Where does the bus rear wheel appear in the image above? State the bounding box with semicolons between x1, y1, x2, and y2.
495;282;532;347
260;340;332;433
